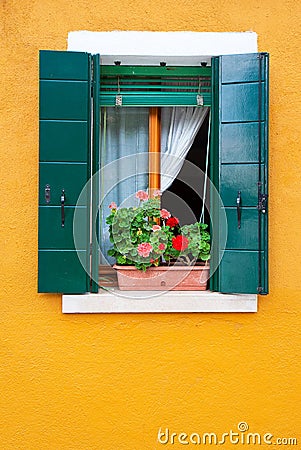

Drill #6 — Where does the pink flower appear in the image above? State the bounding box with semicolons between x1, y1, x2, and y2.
136;190;149;201
153;189;162;197
109;202;117;209
137;242;153;258
152;225;161;232
158;243;166;251
160;209;171;220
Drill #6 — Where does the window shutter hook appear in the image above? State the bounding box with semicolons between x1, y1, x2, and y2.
115;76;122;106
197;77;204;106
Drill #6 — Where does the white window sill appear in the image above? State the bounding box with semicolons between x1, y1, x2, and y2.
62;289;257;313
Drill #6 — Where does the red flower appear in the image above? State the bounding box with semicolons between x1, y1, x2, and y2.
172;235;189;251
158;243;166;251
166;217;179;228
109;202;117;209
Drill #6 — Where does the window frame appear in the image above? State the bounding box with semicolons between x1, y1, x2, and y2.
38;47;268;310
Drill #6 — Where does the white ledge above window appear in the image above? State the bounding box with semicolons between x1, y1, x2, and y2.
67;31;258;66
62;290;257;313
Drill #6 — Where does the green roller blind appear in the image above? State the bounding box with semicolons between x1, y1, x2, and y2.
210;53;269;294
100;65;211;107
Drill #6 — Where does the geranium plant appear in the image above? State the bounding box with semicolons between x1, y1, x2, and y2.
106;190;210;271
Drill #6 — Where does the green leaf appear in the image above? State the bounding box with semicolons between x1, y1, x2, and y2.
117;255;127;264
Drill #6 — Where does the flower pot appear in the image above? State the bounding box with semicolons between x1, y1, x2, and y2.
113;264;210;291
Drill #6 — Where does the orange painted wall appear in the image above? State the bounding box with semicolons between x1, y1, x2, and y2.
1;1;301;448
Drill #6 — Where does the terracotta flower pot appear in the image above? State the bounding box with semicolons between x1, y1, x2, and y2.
113;264;210;291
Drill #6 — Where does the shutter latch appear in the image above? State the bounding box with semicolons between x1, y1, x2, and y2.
258;193;268;214
45;184;51;204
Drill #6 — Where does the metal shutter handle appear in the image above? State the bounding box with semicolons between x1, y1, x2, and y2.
60;189;65;228
236;191;242;229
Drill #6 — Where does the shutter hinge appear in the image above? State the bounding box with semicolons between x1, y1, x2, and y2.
90;56;94;98
258;193;268;214
91;84;94;98
90;243;93;255
257;286;263;294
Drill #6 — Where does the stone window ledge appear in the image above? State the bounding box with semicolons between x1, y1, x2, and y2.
62;290;257;313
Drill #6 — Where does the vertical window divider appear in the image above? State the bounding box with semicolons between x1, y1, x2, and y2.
149;107;161;197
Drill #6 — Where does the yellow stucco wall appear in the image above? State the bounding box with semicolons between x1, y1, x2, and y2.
1;1;301;448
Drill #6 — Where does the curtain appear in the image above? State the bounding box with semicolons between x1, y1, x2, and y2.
160;106;209;192
99;107;149;263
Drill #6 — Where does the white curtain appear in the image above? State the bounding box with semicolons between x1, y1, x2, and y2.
160;106;209;192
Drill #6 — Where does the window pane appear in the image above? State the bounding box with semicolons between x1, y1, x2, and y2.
99;107;149;264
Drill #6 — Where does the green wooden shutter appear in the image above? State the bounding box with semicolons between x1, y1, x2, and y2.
210;53;269;294
38;50;93;293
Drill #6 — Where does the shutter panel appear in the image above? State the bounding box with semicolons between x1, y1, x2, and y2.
210;53;269;294
38;50;92;293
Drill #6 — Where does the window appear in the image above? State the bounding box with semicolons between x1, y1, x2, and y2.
38;50;268;296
